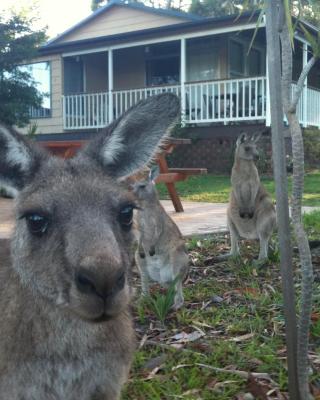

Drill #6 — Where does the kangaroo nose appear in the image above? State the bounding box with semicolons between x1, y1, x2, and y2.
75;268;126;298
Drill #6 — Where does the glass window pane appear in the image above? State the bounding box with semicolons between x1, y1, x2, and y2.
248;48;261;76
20;61;51;118
229;41;244;77
187;37;219;82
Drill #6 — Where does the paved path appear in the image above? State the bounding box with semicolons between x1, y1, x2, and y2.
1;198;319;239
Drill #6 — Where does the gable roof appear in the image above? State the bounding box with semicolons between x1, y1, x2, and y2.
45;0;203;47
40;11;261;54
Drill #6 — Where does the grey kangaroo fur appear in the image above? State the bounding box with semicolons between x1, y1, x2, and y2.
132;167;189;309
0;93;180;400
226;132;276;261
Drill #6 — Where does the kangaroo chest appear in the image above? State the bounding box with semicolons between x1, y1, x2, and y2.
1;351;123;400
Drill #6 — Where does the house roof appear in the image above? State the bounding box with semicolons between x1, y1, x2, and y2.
45;0;203;47
40;11;260;55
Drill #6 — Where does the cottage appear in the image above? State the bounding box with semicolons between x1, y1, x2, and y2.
23;0;320;171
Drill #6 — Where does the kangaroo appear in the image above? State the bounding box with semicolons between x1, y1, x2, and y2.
226;132;276;262
0;93;179;400
132;167;189;309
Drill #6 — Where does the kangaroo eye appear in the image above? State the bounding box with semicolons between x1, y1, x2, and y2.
25;214;50;236
118;205;134;231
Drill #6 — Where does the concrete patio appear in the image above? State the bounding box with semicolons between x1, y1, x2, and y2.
1;198;318;239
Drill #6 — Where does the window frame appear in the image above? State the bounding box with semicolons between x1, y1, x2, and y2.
25;60;52;119
228;37;265;79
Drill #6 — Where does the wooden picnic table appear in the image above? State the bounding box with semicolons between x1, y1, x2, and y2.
155;138;207;212
39;137;207;213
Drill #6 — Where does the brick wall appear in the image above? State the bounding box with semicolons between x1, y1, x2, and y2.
167;125;281;174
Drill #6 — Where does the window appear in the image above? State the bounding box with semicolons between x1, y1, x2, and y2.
64;57;84;94
248;48;262;76
146;57;179;86
229;41;245;78
187;37;219;82
229;38;264;78
21;62;51;118
145;42;180;86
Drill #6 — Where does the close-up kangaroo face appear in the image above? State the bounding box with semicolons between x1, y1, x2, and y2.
0;93;180;323
13;159;136;322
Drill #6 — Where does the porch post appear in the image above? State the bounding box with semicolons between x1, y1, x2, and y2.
108;49;114;124
302;42;308;128
265;53;271;126
180;38;186;126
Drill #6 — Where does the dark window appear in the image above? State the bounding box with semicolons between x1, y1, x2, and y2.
145;42;180;86
248;48;262;76
229;41;245;78
64;57;84;94
146;56;179;86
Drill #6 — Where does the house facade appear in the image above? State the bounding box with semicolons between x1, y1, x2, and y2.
25;0;320;139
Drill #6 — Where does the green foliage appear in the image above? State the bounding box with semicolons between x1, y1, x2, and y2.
144;280;177;325
0;12;46;126
303;129;320;169
303;210;320;240
123;234;320;399
189;0;261;17
26;121;38;138
91;0;107;11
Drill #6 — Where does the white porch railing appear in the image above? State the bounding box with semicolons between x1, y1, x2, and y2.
63;92;108;129
185;77;267;123
62;77;320;130
292;84;320;128
113;85;180;120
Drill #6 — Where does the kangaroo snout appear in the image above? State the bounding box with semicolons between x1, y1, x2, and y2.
75;267;126;299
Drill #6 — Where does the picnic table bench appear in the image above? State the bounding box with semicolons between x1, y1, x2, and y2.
39;137;207;213
155;138;207;212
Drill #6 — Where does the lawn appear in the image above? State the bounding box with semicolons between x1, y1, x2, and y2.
122;215;320;399
157;170;320;206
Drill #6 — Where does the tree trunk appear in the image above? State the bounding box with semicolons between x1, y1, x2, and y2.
265;1;300;399
279;3;315;400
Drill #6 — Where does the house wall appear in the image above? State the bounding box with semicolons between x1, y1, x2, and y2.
20;54;64;135
55;6;185;45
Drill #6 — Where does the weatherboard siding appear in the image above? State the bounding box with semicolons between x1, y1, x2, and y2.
55;6;185;45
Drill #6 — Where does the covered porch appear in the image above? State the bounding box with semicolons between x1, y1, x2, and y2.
61;29;320;130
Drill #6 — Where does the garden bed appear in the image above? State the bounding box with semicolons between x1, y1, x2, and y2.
122;215;320;399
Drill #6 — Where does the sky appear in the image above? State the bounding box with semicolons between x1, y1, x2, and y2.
1;0;92;39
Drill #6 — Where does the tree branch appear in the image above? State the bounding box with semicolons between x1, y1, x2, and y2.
291;56;317;110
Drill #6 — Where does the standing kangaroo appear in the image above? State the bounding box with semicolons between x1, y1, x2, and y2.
0;93;179;400
132;167;189;309
226;132;276;262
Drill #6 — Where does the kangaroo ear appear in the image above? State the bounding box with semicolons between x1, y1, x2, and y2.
252;132;262;143
0;124;44;195
82;93;180;178
236;132;247;146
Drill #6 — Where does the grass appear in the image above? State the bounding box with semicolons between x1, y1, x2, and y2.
123;230;320;399
304;210;320;241
157;170;320;206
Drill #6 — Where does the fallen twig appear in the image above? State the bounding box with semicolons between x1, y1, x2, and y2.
195;363;279;387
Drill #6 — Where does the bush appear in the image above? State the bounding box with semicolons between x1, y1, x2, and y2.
304;129;320;169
